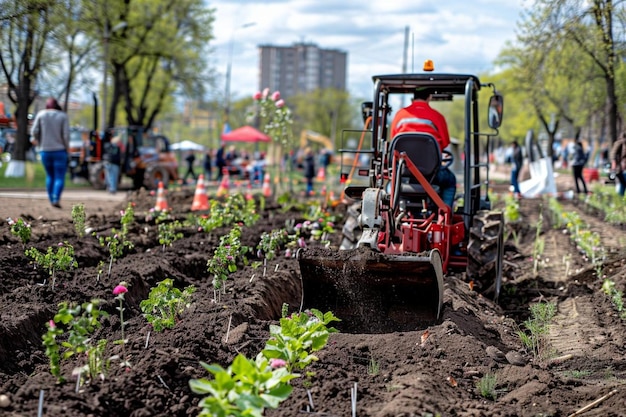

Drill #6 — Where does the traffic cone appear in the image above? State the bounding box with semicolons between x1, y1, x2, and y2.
262;173;272;198
154;181;169;211
191;175;210;211
246;180;254;201
216;168;230;197
317;167;326;181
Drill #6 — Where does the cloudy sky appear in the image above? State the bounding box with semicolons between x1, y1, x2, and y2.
208;0;530;102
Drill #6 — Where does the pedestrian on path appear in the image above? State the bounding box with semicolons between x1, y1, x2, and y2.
611;132;626;196
571;140;589;195
510;141;523;198
30;97;70;208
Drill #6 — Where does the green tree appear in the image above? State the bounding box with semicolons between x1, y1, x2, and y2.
0;0;56;175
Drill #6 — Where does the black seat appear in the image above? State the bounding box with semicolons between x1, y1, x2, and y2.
389;132;441;197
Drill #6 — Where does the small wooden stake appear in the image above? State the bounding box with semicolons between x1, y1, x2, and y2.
351;382;358;417
37;390;44;417
224;314;232;343
567;389;618;417
144;331;151;349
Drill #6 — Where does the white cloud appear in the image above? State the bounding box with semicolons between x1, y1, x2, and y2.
209;0;527;101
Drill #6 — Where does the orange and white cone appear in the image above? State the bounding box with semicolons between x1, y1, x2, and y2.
262;173;272;198
317;167;326;181
245;180;254;201
154;181;169;211
216;168;230;197
191;174;210;211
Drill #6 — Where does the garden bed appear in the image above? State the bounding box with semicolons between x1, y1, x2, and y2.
1;187;625;416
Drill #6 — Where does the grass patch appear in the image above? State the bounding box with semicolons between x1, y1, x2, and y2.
0;160;91;189
476;373;498;401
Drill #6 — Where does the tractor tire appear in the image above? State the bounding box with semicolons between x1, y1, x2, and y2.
466;210;504;301
340;201;363;250
144;166;169;190
88;162;107;190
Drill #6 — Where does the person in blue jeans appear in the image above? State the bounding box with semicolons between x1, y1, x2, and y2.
30;98;70;208
510;141;523;198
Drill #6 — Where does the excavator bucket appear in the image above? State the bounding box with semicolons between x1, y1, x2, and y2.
296;246;444;333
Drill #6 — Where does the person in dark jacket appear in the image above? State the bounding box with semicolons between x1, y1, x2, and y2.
571;140;588;195
215;144;226;181
304;147;315;196
510;141;523;198
611;132;626;196
104;135;122;194
183;151;197;183
203;149;212;180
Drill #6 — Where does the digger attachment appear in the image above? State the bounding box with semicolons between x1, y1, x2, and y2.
296;246;444;333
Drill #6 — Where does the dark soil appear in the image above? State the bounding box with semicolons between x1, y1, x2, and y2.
1;183;626;417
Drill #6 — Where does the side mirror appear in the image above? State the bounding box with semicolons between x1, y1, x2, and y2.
361;101;373;124
487;94;504;129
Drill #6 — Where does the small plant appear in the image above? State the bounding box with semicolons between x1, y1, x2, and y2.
43;299;110;383
516;301;557;361
367;355;380;376
503;194;520;223
262;309;340;373
562;369;591;378
140;278;196;331
94;203;135;280
602;278;626;319
257;228;288;260
71;203;86;238
189;353;296;417
476;373;498;400
25;241;77;290
113;283;131;368
7;217;31;247
157;220;184;252
207;225;251;300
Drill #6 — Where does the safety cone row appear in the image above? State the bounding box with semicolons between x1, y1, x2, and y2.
216;168;230;197
262;173;272;198
191;174;210;211
154;181;169;211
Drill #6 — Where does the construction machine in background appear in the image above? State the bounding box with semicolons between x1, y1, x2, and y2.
86;126;179;190
297;64;505;332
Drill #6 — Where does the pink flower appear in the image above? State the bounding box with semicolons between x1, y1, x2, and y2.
262;88;270;99
6;218;14;225
253;92;262;100
270;358;287;369
297;237;306;248
285;248;292;257
48;320;56;329
275;99;285;108
271;91;281;101
113;285;128;295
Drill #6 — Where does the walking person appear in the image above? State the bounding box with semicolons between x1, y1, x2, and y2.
183;150;197;183
304;147;316;196
510;140;523;198
30;98;70;208
215;144;226;181
203;148;212;181
104;135;123;194
611;132;626;196
571;140;589;195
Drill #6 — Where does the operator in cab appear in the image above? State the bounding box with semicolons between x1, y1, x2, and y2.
390;86;456;209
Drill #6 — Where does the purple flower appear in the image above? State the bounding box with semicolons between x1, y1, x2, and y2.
270;358;287;369
297;237;307;248
113;285;128;295
58;242;64;246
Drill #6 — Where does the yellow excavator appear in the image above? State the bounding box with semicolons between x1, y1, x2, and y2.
300;130;333;152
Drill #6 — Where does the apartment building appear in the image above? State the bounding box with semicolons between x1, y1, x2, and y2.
258;42;347;99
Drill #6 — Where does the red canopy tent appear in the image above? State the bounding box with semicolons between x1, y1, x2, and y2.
221;126;271;143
